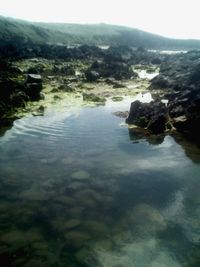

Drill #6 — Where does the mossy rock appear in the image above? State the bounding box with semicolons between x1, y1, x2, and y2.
136;116;150;128
111;96;123;102
82;93;106;103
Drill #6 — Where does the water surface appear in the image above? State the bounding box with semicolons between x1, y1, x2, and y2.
0;97;200;267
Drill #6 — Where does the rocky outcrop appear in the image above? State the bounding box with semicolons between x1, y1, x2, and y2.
150;50;200;92
24;74;43;100
85;60;138;81
168;88;200;140
148;50;200;142
0;59;43;121
126;100;168;134
85;70;100;82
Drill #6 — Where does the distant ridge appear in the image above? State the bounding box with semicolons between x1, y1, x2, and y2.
1;16;200;49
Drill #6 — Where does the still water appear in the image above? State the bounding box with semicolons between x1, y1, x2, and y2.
0;97;200;267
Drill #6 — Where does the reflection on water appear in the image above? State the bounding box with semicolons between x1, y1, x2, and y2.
0;120;13;137
128;127;165;145
0;100;200;267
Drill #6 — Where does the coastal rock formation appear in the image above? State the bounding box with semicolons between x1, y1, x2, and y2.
0;59;43;121
85;60;137;81
24;74;43;100
150;50;200;141
126;100;168;134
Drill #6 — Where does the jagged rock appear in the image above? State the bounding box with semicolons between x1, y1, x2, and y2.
85;70;100;82
24;74;42;100
25;74;42;83
27;65;45;74
126;100;167;134
105;78;126;88
149;50;200;142
147;114;167;134
10;91;29;107
86;60;137;81
151;57;162;65
150;74;171;89
169;89;200;140
53;65;75;76
25;83;42;100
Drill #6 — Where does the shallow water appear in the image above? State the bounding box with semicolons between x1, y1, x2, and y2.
0;96;200;267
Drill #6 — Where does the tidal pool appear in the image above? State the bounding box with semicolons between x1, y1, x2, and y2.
0;97;200;267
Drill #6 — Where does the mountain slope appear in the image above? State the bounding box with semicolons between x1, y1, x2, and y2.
1;16;200;49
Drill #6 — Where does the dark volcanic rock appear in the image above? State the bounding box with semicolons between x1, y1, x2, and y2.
147;114;167;134
85;70;100;82
53;65;75;76
85;60;137;81
149;50;200;142
25;83;42;100
168;88;200;140
150;50;200;91
26;74;42;84
24;74;43;100
10;91;29;108
126;100;167;134
150;74;171;89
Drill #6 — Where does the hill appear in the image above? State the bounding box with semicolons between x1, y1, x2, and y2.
1;16;200;49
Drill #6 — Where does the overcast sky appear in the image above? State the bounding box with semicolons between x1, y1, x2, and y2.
1;0;200;39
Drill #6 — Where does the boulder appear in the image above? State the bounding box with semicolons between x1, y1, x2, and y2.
149;50;200;141
25;74;42;84
147;114;167;134
25;83;42;100
169;90;200;141
24;74;42;100
85;60;138;81
85;70;100;82
126;100;167;134
10;91;29;108
151;57;162;65
150;74;171;89
27;65;45;74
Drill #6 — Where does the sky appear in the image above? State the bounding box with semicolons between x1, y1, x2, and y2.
1;0;200;39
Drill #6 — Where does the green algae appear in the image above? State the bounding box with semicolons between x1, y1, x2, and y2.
111;96;124;102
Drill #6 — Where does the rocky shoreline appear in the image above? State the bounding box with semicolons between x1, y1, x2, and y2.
1;45;200;143
0;45;162;121
126;50;200;143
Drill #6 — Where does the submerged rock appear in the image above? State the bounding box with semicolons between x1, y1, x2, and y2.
82;220;108;235
121;203;166;235
23;259;44;267
0;228;43;245
64;219;81;229
71;170;90;180
65;230;91;248
75;247;93;264
52;217;81;231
